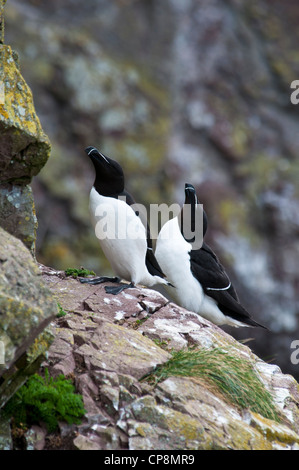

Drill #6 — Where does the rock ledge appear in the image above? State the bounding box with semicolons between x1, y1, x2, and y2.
33;265;299;451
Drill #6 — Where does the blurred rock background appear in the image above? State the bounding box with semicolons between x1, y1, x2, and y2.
4;0;299;379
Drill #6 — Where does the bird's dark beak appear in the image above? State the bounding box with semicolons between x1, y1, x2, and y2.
85;146;97;156
184;183;197;206
85;146;111;164
182;183;207;246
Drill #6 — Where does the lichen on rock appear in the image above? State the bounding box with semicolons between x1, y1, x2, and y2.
0;228;58;411
0;44;50;182
0;10;51;251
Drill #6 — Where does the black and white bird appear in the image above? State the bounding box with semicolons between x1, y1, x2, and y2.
155;183;265;328
80;146;171;295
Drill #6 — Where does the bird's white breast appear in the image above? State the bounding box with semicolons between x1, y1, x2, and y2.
155;217;247;327
155;217;204;311
89;187;148;283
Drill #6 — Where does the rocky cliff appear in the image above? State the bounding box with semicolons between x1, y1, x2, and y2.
0;0;51;253
0;0;58;449
4;0;299;383
2;257;299;450
11;265;298;451
1;0;299;451
0;229;57;410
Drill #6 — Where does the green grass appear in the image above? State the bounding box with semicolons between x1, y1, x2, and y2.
3;369;86;432
142;347;280;422
65;267;95;278
56;302;67;317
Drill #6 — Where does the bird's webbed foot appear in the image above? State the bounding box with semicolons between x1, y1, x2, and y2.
79;276;120;285
104;282;135;295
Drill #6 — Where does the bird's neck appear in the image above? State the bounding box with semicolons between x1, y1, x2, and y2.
93;179;124;197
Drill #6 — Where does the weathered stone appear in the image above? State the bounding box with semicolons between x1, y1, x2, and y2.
0;44;50;182
0;1;6;45
0;228;57;409
0;35;51;251
100;384;119;416
35;268;299;450
4;0;299;388
0;184;37;253
92;425;122;450
89;319;171;379
248;412;299;448
0;414;12;451
139;302;234;350
73;434;102;451
1;0;299;450
25;425;46;451
129;395;212;450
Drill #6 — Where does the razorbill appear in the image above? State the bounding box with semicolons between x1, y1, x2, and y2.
80;146;171;294
155;183;265;328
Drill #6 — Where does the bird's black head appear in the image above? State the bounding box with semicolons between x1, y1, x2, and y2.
85;146;125;196
184;183;197;207
180;183;208;248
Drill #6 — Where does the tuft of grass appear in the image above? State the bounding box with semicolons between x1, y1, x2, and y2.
65;267;95;278
56;302;67;318
142;347;280;422
3;369;86;432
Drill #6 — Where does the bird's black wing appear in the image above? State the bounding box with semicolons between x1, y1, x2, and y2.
190;243;265;327
145;243;167;278
118;190;166;279
203;287;265;327
190;242;239;300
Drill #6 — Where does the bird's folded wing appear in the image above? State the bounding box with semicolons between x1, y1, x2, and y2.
190;242;239;301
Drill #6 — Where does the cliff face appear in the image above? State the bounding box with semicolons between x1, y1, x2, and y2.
1;256;299;450
1;0;299;452
0;1;57;449
0;0;51;253
4;0;299;382
0;229;57;412
21;265;299;451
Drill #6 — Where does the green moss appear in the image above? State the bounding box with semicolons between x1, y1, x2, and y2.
56;302;67;318
143;347;280;423
3;369;86;432
64;267;95;278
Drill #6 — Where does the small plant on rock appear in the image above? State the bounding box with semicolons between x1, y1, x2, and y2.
142;347;280;422
56;302;67;317
3;369;86;432
65;267;95;278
